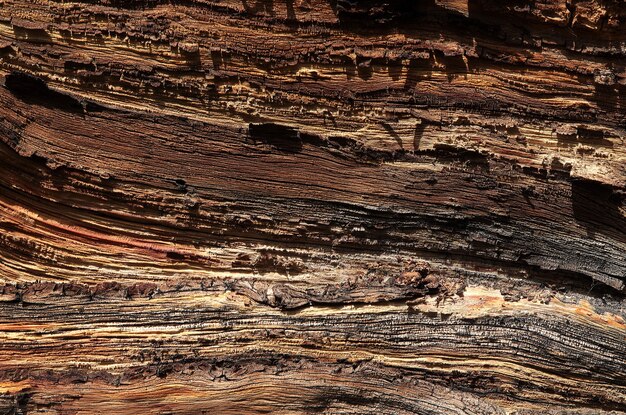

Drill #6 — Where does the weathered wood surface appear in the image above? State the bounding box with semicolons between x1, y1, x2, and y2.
0;0;625;413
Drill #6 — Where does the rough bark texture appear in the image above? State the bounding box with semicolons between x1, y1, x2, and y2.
0;0;625;414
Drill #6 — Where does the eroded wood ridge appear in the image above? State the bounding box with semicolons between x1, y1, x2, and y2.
0;0;625;413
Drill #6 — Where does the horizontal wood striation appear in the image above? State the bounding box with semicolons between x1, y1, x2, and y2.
0;0;625;413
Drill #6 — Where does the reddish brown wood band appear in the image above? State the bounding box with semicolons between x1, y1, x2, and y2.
0;0;625;413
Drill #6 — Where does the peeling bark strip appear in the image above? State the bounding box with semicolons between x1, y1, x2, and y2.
0;0;625;413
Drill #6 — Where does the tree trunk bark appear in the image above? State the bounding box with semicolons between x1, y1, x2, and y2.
0;0;625;413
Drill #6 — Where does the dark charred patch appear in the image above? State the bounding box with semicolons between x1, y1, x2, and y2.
64;59;97;72
5;71;83;113
248;123;303;153
431;143;490;168
572;178;626;246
